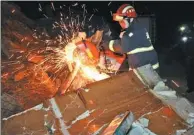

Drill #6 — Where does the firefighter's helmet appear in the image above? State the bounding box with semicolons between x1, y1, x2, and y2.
113;4;137;21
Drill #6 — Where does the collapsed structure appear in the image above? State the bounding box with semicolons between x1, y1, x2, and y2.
1;2;194;135
1;1;107;115
2;65;194;135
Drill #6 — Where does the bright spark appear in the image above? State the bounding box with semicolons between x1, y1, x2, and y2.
43;14;48;18
108;2;112;6
89;14;94;21
51;2;55;11
38;3;42;11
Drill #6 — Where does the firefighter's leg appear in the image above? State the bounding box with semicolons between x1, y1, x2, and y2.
100;40;122;54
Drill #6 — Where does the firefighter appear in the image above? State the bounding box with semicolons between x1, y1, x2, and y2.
106;4;159;72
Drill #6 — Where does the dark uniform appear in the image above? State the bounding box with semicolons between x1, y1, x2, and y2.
106;20;159;72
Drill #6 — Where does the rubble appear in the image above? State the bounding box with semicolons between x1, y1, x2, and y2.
1;2;194;135
1;2;81;112
102;112;134;135
1;2;110;113
2;63;59;109
1;93;23;118
128;117;156;135
2;71;188;135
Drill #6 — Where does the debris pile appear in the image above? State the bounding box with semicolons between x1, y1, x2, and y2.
1;2;62;110
1;2;194;135
1;2;109;112
2;71;189;135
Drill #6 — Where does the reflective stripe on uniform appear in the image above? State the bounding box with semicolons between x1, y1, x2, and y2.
127;45;154;55
109;40;115;52
152;62;159;69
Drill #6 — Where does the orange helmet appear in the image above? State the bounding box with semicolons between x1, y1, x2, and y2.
113;4;137;21
75;40;100;65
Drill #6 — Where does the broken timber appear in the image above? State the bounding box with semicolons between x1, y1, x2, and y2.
2;70;188;135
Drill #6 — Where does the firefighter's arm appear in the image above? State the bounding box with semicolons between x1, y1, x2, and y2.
107;39;123;53
108;31;126;53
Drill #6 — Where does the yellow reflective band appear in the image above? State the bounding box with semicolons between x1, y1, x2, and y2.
152;62;159;69
109;40;115;52
127;45;154;55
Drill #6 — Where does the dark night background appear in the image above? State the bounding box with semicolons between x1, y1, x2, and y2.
12;1;194;50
